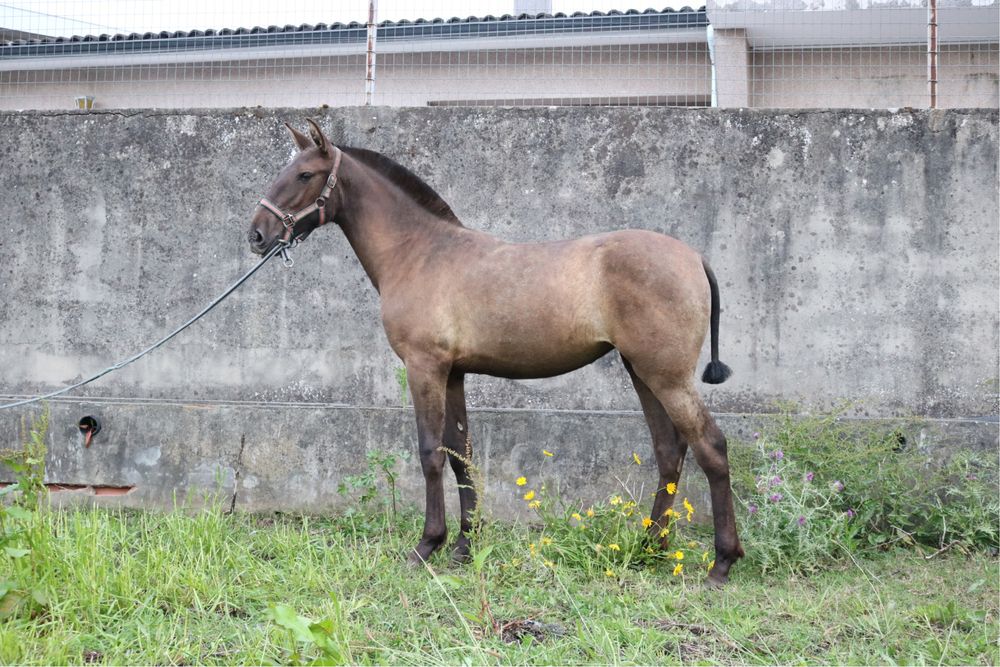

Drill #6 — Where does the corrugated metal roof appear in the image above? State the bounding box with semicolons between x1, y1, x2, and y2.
0;7;707;57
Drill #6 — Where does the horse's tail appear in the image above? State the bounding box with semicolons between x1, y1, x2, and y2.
700;258;733;385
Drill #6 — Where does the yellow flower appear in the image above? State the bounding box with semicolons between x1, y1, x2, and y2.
659;528;670;538
515;476;527;486
543;559;555;568
664;508;680;519
674;550;684;560
523;490;536;501
605;569;615;577
528;500;541;509
687;541;698;548
683;498;694;521
542;449;554;457
702;551;709;562
608;543;621;551
708;560;715;572
672;563;683;576
610;495;622;506
586;508;595;518
529;543;536;554
666;482;677;495
571;512;583;521
642;517;653;529
541;536;552;546
632;452;642;465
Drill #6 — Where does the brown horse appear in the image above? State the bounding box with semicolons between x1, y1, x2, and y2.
249;119;744;584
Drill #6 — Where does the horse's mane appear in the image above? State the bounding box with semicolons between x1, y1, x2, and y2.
342;147;461;225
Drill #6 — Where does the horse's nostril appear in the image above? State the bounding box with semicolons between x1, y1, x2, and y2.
250;228;264;244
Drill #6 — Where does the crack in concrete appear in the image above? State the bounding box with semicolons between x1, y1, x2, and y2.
229;433;246;514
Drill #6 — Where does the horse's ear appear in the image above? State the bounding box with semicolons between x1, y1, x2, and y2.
305;118;330;156
285;123;313;152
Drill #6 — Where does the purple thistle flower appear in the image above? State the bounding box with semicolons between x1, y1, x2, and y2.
797;516;807;526
845;508;856;519
748;503;759;514
832;480;845;493
771;450;784;461
769;493;783;503
770;475;782;487
805;471;815;483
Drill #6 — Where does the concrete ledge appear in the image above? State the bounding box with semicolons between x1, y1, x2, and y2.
3;399;995;520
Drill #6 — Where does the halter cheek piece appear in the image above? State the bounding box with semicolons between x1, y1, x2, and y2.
257;147;343;247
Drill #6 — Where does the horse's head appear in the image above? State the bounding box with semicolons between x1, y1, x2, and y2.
248;119;342;255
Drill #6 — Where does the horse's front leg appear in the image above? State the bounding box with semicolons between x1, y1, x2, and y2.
405;356;451;565
443;372;476;562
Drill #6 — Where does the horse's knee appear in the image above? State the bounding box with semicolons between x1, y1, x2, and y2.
418;445;447;476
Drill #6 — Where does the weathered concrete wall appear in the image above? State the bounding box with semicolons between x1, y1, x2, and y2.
0;107;997;517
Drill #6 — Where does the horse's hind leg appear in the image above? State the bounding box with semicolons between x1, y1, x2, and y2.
443;372;477;562
622;356;687;549
644;378;743;584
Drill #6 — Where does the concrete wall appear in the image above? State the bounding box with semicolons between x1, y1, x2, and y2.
0;107;997;518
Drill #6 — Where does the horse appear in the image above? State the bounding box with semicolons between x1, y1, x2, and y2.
249;119;744;585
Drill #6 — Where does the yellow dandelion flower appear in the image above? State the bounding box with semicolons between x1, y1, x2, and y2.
515;476;527;486
659;528;670;538
664;508;680;519
624;501;636;509
542;449;554;457
571;512;583;521
708;560;715;572
645;546;655;554
541;536;552;546
674;550;684;560
528;500;541;509
578;523;586;530
586;508;595;518
642;517;653;529
632;452;642;465
544;559;555;568
673;563;683;576
666;482;677;494
701;551;709;562
608;543;621;551
523;490;536;501
511;557;522;566
605;569;615;577
683;498;695;522
529;543;536;554
610;495;622;506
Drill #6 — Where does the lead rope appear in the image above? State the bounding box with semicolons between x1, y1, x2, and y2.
0;242;289;411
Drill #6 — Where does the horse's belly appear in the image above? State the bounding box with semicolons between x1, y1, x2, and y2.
456;338;614;379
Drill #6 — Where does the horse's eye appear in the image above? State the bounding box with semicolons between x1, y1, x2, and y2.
298;171;314;182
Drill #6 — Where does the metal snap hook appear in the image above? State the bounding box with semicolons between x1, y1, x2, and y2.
280;247;294;268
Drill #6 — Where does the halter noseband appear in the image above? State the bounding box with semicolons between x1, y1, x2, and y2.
257;147;343;245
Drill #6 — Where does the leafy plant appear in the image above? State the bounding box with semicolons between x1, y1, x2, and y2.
394;367;408;406
266;594;352;665
0;407;51;617
336;449;408;524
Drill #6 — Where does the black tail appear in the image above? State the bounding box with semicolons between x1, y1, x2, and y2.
701;259;732;385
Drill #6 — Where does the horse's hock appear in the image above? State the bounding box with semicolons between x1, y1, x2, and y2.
0;107;996;518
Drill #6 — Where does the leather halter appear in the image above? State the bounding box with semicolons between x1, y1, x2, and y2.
257;147;343;245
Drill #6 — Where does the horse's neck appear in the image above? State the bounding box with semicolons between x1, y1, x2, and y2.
336;157;459;292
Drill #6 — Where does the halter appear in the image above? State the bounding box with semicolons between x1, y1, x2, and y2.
257;146;344;248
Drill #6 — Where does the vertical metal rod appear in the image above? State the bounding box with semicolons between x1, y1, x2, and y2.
365;0;378;106
928;0;938;108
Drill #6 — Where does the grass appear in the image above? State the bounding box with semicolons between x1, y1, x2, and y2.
1;501;997;665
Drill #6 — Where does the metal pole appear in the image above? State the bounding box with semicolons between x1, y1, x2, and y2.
365;0;378;106
928;0;938;109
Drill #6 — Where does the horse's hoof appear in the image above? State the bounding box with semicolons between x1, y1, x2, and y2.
451;541;472;564
703;574;728;590
406;550;427;568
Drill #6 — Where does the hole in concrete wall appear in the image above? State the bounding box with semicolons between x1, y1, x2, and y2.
78;415;102;448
